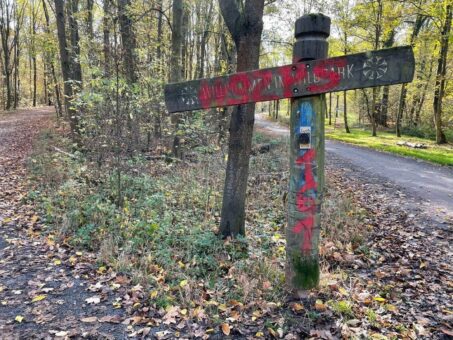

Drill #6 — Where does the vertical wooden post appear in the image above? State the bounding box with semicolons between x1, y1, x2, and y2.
286;14;330;292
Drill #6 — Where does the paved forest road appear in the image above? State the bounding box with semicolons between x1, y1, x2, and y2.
255;114;453;220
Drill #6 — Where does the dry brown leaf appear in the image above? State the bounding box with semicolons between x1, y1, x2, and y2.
99;315;123;324
221;323;231;336
81;316;98;323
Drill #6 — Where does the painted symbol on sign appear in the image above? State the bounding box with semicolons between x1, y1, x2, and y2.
180;85;199;107
363;56;388;80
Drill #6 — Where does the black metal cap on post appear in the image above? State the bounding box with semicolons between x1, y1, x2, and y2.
293;14;330;62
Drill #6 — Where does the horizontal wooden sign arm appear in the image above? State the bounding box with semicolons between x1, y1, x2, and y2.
164;46;415;113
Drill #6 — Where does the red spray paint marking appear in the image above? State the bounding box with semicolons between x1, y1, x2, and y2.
280;65;308;98
250;69;274;102
293;149;317;252
307;59;347;93
197;58;346;110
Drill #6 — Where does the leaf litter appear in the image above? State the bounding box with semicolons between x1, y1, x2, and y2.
0;108;451;339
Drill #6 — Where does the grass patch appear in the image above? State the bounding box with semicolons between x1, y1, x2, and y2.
326;128;453;166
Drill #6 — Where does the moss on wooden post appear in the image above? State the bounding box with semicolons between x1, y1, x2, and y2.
286;14;330;293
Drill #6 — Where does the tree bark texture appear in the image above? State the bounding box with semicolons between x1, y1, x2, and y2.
118;0;138;84
54;0;79;136
219;0;265;238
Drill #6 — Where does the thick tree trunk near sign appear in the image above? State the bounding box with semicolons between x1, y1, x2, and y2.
433;4;451;145
218;0;265;238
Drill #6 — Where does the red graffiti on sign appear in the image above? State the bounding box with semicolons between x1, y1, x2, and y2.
293;149;317;252
307;58;347;93
250;69;275;102
197;58;346;110
279;65;307;98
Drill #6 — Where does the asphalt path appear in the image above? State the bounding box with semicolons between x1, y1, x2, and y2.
254;114;453;216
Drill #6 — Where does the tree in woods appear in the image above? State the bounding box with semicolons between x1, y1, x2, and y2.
218;0;265;238
396;12;426;137
54;0;82;140
433;3;451;144
333;0;353;133
170;0;184;157
0;0;21;110
42;0;63;116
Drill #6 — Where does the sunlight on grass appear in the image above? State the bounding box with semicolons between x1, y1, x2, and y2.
325;128;453;166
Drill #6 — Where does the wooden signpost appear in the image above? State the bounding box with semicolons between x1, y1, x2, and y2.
164;14;415;292
165;47;414;114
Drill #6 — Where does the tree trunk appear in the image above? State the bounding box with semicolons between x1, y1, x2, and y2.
197;1;214;79
170;0;184;158
86;0;94;39
54;0;78;135
103;0;111;77
68;0;83;86
335;94;339;127
378;29;394;127
43;64;48;105
433;4;451;144
181;4;189;79
153;0;164;138
118;0;138;84
343;91;350;133
43;0;63;116
30;1;37;107
370;0;382;136
170;0;183;83
13;21;19;109
219;0;265;237
379;85;389;127
156;0;163;61
54;0;82;138
397;14;425;134
396;84;405;137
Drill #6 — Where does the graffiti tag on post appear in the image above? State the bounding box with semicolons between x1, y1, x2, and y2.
165;46;415;113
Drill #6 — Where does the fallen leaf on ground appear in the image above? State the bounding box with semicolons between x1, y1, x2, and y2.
99;315;123;323
221;323;231;335
85;296;101;304
32;294;47;302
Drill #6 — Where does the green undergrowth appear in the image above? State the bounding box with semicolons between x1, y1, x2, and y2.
28;128;372;330
326;128;453;166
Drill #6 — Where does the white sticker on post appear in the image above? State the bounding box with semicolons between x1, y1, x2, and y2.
299;127;311;149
